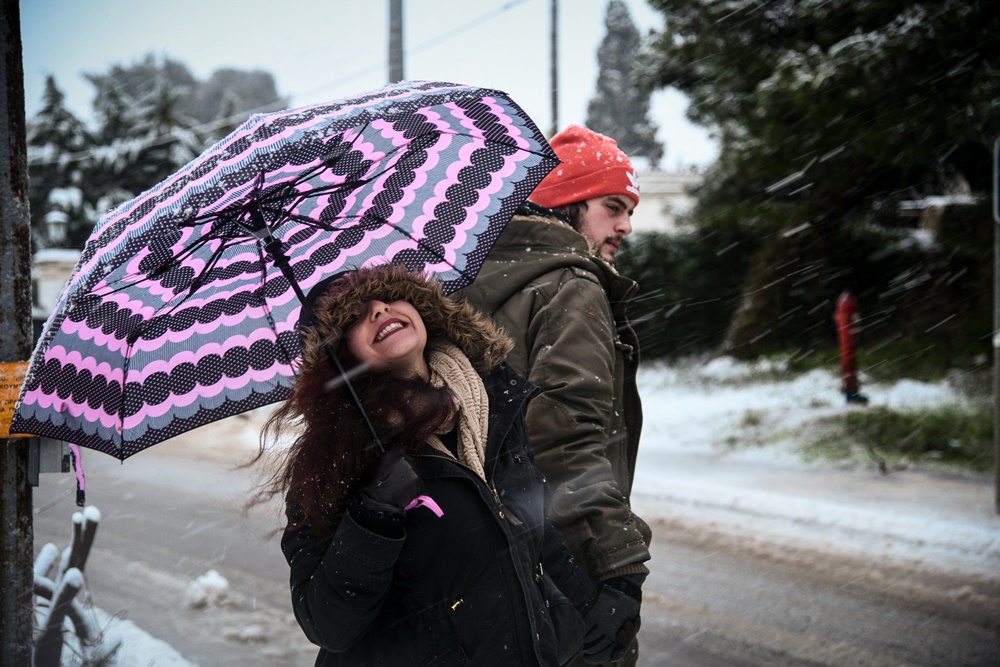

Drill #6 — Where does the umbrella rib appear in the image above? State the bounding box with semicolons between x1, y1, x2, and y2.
250;243;294;367
104;234;250;353
257;204;363;231
107;229;238;300
249;136;440;235
389;220;461;273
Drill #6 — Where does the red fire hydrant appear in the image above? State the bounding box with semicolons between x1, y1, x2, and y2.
834;290;868;405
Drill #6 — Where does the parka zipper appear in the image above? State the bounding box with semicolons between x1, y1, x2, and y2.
416;372;533;527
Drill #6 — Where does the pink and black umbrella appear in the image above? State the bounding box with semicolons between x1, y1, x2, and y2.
12;80;556;461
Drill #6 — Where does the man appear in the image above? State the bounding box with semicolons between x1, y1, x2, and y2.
457;125;651;667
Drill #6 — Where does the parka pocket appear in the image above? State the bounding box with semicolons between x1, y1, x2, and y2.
410;598;471;666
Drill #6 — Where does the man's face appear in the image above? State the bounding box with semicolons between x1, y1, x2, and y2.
576;194;636;263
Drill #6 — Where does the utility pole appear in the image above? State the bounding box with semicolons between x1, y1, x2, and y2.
549;0;559;137
388;0;405;83
993;139;999;514
0;0;34;663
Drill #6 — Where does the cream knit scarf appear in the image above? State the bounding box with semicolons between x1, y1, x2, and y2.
426;341;489;482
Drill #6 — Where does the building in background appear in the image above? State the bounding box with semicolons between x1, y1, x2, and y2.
632;170;701;234
31;248;80;342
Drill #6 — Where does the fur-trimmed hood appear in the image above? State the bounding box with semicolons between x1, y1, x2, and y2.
452;211;626;315
298;264;512;374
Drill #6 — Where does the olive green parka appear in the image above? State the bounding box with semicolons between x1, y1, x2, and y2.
455;210;651;582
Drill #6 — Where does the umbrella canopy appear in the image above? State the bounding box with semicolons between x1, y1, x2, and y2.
12;80;556;460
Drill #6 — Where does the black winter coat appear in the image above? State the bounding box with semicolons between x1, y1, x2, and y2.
282;363;595;666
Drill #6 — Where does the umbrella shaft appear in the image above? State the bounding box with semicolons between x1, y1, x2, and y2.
266;237;306;304
325;345;385;454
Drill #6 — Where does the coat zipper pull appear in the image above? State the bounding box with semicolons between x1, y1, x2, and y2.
492;484;523;526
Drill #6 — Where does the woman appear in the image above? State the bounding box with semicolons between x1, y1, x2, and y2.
253;264;640;666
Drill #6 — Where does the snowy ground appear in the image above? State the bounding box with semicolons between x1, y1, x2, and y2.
633;357;998;581
58;357;1000;666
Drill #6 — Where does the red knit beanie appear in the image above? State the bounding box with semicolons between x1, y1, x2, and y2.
529;125;640;209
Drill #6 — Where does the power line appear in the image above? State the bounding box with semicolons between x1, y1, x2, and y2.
293;0;532;106
28;0;535;168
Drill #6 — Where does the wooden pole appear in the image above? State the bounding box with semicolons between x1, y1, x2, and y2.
0;0;35;663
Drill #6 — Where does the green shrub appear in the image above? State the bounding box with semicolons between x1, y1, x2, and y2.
804;402;994;473
618;221;759;359
624;202;994;376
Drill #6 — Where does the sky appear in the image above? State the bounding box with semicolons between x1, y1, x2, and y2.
20;0;718;171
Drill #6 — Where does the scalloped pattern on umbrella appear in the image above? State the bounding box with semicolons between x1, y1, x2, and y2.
12;81;556;459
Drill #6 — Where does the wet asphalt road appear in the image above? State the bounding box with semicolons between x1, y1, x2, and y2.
31;432;1000;666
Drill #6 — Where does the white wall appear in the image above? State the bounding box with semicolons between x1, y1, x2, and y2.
32;249;81;321
632;170;702;234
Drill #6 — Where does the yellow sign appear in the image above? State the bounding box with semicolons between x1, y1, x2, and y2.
1;361;30;438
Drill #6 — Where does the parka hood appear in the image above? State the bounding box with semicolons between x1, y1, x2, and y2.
455;212;623;313
298;264;513;374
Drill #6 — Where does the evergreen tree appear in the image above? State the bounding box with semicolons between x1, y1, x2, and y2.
27;54;289;250
642;0;999;217
28;76;89;154
26;76;91;248
128;76;202;189
194;68;286;140
92;83;134;146
637;0;1000;360
586;0;663;168
84;83;143;222
87;56;285;130
85;54;199;123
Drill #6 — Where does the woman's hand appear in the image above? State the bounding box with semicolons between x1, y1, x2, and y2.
358;448;424;516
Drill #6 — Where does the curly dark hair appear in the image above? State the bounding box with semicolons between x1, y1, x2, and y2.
249;344;455;539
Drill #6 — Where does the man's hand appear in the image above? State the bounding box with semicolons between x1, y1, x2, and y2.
580;583;641;664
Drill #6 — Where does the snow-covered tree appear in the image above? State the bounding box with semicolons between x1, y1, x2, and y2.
193;68;286;141
636;0;999;359
642;0;999;217
91;83;134;146
27;55;289;250
85;54;198;123
27;76;91;248
127;76;203;187
28;76;89;157
586;0;663;168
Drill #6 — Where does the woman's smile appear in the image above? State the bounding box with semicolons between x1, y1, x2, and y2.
374;319;406;342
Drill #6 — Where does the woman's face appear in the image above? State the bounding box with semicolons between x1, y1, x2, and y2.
343;299;429;380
